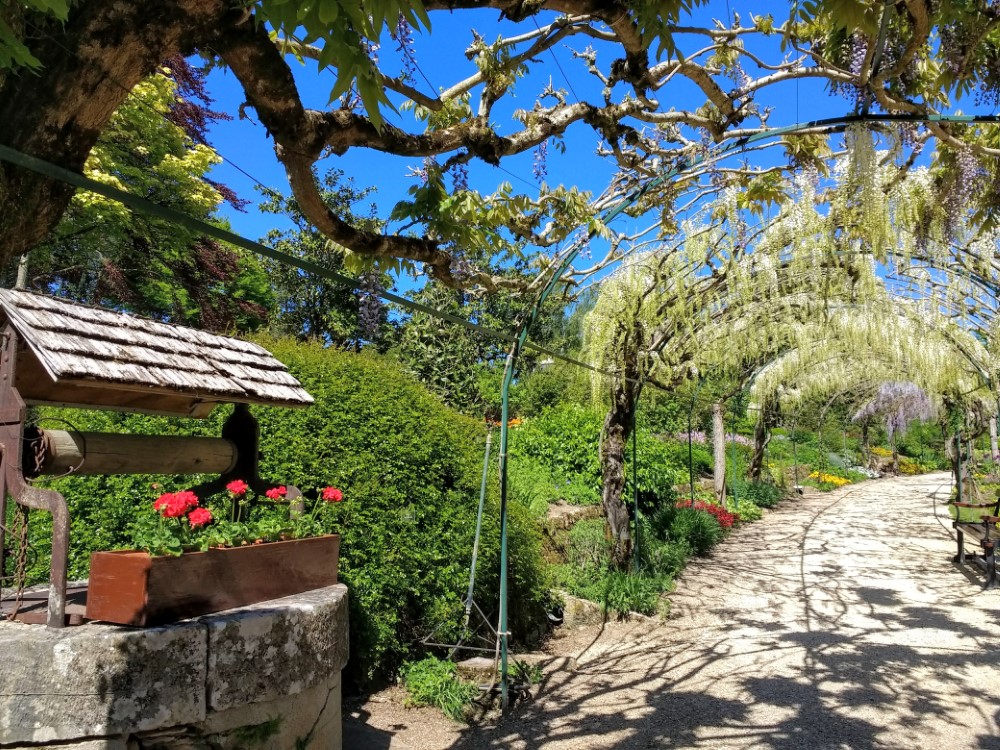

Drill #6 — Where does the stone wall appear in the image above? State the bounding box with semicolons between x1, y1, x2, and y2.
0;584;348;749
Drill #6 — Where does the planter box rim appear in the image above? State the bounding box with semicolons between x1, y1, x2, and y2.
86;534;340;627
99;533;341;559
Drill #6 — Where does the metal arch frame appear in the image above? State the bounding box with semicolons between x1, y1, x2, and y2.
495;112;1000;709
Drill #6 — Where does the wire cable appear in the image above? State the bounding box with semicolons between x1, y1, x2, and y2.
531;16;581;103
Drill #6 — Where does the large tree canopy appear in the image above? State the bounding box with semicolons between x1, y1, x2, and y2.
3;0;1000;294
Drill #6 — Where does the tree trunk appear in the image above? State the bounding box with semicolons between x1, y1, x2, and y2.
946;433;972;500
861;423;872;469
749;397;776;481
0;0;233;268
990;416;998;464
946;433;961;496
712;402;726;505
599;321;642;570
601;387;634;570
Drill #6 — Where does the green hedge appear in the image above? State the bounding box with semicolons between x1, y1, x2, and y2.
15;339;548;688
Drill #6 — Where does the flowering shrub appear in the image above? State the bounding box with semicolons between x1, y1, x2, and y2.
898;456;931;475
808;471;851;488
870;446;894;458
675;499;739;528
848;465;880;479
675;431;753;447
133;481;344;556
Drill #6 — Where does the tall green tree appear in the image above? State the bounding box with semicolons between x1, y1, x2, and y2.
393;280;570;415
5;71;272;332
258;169;393;346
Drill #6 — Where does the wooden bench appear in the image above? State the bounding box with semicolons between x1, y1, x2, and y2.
951;496;1000;590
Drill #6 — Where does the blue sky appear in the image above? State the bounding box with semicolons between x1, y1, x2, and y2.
199;1;997;285
204;3;790;236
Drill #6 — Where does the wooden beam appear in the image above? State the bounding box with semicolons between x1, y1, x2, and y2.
35;430;237;477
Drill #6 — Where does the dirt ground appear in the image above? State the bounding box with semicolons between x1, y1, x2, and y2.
344;473;1000;750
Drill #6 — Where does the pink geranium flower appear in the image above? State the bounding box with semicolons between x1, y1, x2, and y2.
321;487;343;502
265;486;287;500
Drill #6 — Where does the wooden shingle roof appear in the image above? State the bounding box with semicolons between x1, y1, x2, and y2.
0;290;313;417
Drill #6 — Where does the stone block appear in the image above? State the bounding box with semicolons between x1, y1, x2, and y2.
0;619;206;744
196;673;342;750
559;592;605;627
204;584;349;712
3;739;129;750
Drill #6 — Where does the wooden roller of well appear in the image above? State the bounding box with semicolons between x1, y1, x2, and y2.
27;429;238;477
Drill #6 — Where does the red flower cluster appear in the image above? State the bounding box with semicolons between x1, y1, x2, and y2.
675;499;739;528
226;479;249;496
187;507;213;528
153;490;213;528
154;490;200;519
265;486;287;500
321;486;343;503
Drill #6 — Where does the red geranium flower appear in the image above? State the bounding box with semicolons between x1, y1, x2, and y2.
265;486;287;500
321;487;343;503
226;479;249;496
174;490;199;511
153;492;171;512
162;495;189;518
187;507;213;528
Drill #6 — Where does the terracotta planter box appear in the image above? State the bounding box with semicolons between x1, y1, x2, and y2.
86;535;339;626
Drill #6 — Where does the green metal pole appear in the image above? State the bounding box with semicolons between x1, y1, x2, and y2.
956;429;963;505
688;404;696;501
687;377;706;501
632;399;639;572
728;407;737;511
463;430;493;616
792;419;799;489
498;364;511;709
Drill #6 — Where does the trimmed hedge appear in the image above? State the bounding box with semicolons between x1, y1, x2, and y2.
17;339;548;688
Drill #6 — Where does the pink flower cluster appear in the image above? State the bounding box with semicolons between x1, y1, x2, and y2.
154;490;213;528
675;499;739;528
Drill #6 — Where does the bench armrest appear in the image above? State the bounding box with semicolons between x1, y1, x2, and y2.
952;502;997;508
981;515;1000;524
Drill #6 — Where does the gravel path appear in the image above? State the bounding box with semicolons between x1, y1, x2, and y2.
345;473;1000;750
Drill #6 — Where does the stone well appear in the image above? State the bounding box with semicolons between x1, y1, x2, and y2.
0;584;348;749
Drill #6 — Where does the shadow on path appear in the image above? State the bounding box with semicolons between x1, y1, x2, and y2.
351;474;1000;750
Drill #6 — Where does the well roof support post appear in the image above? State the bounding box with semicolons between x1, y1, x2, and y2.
0;327;69;627
188;403;303;515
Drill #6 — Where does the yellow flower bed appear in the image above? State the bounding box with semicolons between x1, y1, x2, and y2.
898;457;928;475
870;446;893;458
808;471;851;487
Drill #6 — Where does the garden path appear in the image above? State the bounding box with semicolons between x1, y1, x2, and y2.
345;473;1000;750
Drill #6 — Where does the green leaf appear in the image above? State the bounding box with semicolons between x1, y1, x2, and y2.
317;0;340;25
